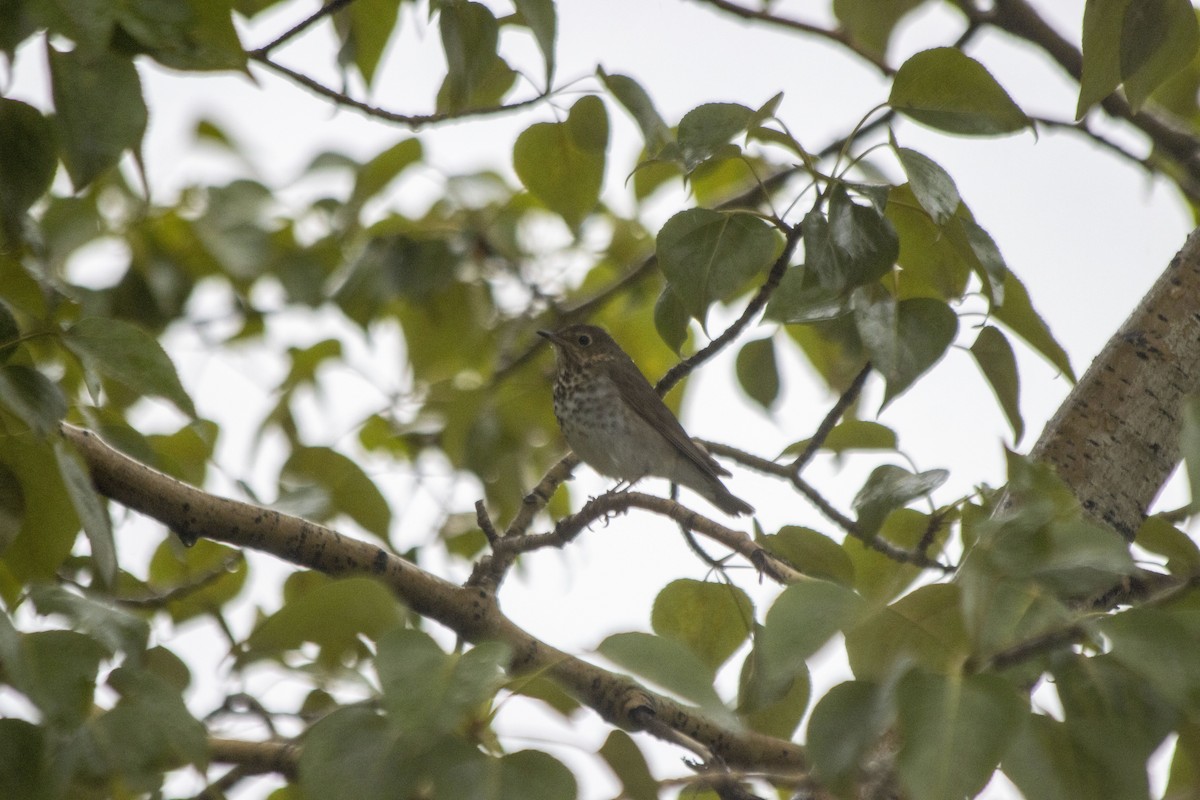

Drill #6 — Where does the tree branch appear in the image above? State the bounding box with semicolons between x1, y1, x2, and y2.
61;424;806;772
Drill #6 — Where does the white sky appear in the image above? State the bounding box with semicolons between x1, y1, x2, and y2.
4;1;1195;797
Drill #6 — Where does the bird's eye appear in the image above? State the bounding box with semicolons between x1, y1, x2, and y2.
577;334;592;346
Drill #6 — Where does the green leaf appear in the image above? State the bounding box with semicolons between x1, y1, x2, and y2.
890;47;1030;135
657;208;781;325
0;365;67;437
846;509;949;604
148;538;246;624
29;584;148;658
782;419;898;460
737;635;810;738
377;629;508;733
54;438;116;588
651;579;753;672
116;0;247;72
950;216;1007;304
989;269;1074;380
0;719;47;800
92;665;208;777
335;0;399;87
845;583;969;681
0;461;23;553
676;102;754;170
832;0;927;59
598;731;657;800
894;145;960;225
896;670;1026;800
807;680;893;789
762;265;852;324
513;95;608;229
855;294;958;407
735;336;780;410
970;325;1024;443
513;0;556;86
438;1;515;112
300;707;412;800
48;44;147;190
1135;514;1200;573
0;437;79;582
63;317;196;416
808;188;900;293
243;576;404;667
758;526;855;585
0;301;18;363
758;580;867;698
885;184;972;300
597;632;729;719
17;630;106;727
348;138;423;214
497;750;577;800
653;284;690;354
279;446;392;541
1003;714;1118;800
598;69;671;155
1100;607;1200;706
853;464;948;538
1079;0;1200;116
0;99;56;245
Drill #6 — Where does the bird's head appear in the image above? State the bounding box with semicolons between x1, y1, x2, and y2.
536;324;619;368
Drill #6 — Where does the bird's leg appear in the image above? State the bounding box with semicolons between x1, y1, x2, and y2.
611;475;646;494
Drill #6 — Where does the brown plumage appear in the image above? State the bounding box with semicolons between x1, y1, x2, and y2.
537;324;753;516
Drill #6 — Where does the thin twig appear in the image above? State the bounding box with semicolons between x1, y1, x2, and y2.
790;362;872;473
250;0;358;57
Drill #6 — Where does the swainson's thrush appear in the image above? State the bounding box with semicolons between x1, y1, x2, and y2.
537;324;753;516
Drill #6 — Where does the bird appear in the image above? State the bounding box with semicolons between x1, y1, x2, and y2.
537;324;754;516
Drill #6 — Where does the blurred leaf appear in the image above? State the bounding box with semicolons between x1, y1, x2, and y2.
0;437;79;584
29;584;148;658
657;208;781;325
243;577;404;667
0;365;67;437
377;629;507;734
896;669;1026;800
335;0;399;87
1003;713;1120;800
148;538;246;624
676;102;753;170
845;584;969;681
0;462;22;553
0;719;46;800
279;447;392;541
0;99;56;246
54;438;116;587
15;630;106;727
833;0;927;59
48;43;147;190
894;145;960;225
988;262;1074;381
116;0;246;71
1079;0;1199;115
0;302;17;363
886;185;972;301
737;635;810;738
1100;607;1200;706
807;680;893;790
513;96;608;229
970;324;1024;443
347;138;423;216
63;317;196;416
438;1;515;112
758;580;867;699
846;509;948;604
653;284;690;354
300;707;413;799
598;69;671;155
651;578;753;672
853;464;948;538
1135;514;1200;573
891;47;1030;135
513;0;556;85
147;419;219;485
598;632;730;720
598;731;657;800
735;336;780;410
759;526;855;585
855;294;958;407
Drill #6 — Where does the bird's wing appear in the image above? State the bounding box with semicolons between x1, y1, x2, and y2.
604;358;731;479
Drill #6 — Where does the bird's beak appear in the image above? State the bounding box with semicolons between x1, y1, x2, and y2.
536;329;560;346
